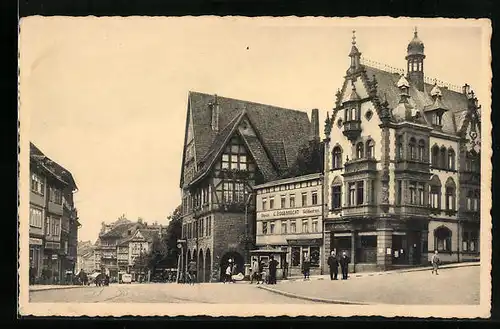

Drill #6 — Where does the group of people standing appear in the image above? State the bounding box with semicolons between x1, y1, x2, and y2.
250;255;279;284
327;250;351;280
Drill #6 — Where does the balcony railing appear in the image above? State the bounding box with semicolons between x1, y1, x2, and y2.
395;160;430;173
394;204;430;217
342;120;362;141
343;158;378;176
342;204;378;217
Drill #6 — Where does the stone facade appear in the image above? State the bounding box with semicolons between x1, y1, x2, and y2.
323;30;481;272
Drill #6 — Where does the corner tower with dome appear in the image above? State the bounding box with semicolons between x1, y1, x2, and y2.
322;30;481;273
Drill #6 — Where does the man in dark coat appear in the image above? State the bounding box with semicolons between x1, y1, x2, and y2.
268;255;278;284
327;251;339;280
339;251;350;280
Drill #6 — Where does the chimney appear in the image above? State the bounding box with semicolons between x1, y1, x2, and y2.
211;94;219;132
310;108;320;141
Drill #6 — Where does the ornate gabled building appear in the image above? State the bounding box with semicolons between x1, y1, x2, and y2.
179;91;319;282
323;30;481;272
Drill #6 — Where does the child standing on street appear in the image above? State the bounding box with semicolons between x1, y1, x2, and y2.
431;250;440;275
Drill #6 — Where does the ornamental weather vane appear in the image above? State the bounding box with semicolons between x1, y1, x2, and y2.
352;30;356;45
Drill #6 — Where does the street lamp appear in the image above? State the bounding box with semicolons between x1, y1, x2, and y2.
176;239;186;283
244;191;254;264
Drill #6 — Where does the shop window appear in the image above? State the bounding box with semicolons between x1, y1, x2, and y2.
311;191;318;205
291;247;301;267
434;226;452;252
470;231;478;252
462;231;469;251
310;247;320;267
332;146;343;169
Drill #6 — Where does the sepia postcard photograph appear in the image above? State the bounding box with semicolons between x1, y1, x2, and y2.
18;16;492;318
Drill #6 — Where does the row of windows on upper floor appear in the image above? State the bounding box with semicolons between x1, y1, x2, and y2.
260;217;320;235
31;172;64;204
330;178;479;212
261;191;319;211
182;216;213;240
331;139;479;172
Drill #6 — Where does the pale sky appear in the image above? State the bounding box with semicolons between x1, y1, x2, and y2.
19;17;490;242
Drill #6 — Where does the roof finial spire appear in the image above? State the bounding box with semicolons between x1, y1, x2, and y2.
352;30;356;45
414;26;418;37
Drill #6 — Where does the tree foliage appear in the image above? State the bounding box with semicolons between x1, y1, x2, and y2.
281;139;324;178
143;205;183;270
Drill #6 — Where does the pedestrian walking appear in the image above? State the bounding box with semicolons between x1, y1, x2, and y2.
328;251;339;280
223;262;232;283
302;255;311;280
339;251;350;280
283;259;288;279
268;255;278;284
188;260;197;285
431;250;440;275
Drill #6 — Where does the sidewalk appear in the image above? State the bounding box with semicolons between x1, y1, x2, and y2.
284;261;479;282
257;262;480;305
29;284;88;292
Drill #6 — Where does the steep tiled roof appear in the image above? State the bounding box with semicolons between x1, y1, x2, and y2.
183;92;313;186
241;135;278;182
363;66;469;134
100;222;138;239
30;142;78;190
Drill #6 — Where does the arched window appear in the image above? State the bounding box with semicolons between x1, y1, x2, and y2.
396;135;404;160
466;189;480;211
431;145;439;167
332;146;343;169
445;178;456;211
409;137;417;160
349;108;357;121
417;139;425;161
356;142;364;159
440;146;447;169
434;226;452;252
429;175;442;209
366;140;375;158
331;176;342;210
447;148;456;170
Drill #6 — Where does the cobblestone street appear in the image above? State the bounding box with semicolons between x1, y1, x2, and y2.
29;265;479;304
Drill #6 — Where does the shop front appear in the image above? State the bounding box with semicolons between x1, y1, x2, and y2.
286;238;323;277
29;237;44;283
250;248;287;280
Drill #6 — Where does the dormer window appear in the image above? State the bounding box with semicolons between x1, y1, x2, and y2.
433;112;443;126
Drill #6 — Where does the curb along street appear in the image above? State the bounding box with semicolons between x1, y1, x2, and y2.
256;285;372;305
255;262;479;304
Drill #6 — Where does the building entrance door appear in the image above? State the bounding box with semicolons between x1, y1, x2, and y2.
392;235;408;265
